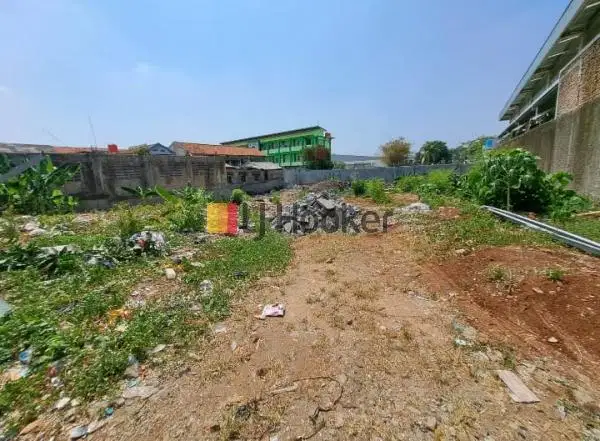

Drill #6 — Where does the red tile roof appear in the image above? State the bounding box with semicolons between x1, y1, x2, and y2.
52;147;96;154
172;142;264;157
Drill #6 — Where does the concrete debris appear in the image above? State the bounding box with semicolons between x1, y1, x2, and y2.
272;192;360;235
122;385;158;399
212;322;228;334
547;336;558;343
54;397;71;410
396;202;431;214
532;287;544;294
165;268;176;280
87;419;107;434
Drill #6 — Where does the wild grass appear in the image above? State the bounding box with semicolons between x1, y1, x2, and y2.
0;203;292;432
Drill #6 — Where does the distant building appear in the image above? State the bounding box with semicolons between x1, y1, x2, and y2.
221;126;333;168
498;0;600;198
170;141;265;166
499;0;600;140
331;154;385;168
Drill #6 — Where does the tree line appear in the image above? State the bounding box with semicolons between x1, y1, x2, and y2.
379;136;492;167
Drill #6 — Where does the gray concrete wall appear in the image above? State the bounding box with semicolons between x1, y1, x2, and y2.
283;163;470;187
4;153;284;210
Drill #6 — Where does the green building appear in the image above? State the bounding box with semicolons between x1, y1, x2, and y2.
221;126;332;167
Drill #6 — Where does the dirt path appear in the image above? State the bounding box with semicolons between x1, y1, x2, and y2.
92;228;594;441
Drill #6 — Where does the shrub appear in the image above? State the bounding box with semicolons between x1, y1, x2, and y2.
380;138;411;166
366;179;390;203
351;180;367;196
0;157;79;215
269;192;281;205
396;175;425;193
113;203;144;239
156;186;212;232
459;148;590;219
230;189;249;204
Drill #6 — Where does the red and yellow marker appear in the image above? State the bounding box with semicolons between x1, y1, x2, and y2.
207;203;238;234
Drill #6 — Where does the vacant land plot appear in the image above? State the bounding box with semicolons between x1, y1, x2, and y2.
2;181;600;441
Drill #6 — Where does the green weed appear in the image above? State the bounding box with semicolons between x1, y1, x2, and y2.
545;268;565;282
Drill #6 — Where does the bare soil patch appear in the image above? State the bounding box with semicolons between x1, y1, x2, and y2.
426;246;600;374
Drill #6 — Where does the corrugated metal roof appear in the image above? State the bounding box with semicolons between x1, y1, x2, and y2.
243;162;282;170
221;126;326;144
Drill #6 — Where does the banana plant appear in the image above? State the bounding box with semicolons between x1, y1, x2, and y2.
0;157;79;214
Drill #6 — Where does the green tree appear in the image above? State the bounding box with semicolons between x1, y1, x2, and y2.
380;137;411;166
419;140;450;164
303;146;333;170
451;136;491;163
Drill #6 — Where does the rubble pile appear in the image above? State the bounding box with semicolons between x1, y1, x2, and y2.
271;192;361;235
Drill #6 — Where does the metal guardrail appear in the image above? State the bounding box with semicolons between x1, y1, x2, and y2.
483;205;600;256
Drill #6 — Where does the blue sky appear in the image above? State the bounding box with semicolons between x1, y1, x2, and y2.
0;0;567;154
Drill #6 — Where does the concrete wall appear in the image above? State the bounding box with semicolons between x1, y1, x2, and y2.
500;36;600;199
5;153;284;209
283;163;470;187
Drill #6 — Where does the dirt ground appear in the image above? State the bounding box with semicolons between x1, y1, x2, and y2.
85;217;600;440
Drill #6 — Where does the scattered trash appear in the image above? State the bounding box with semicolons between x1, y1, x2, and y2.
547;336;559;343
54;397;71;410
51;377;64;388
258;303;285;320
19;348;32;365
85;254;116;269
230;341;238;352
69;425;88;439
212;322;227;334
233;270;248;279
128;231;166;254
165;268;176;280
71;398;81;407
122;385;158;399
126;378;140;388
149;344;167;355
104;406;114;417
194;233;211;244
496;370;540;403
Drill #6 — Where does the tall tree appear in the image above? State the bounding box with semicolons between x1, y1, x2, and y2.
450;136;492;163
380;137;411;166
419;140;450;164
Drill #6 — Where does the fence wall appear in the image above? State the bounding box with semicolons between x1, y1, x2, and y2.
5;153;284;209
283;163;471;187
